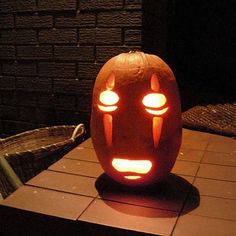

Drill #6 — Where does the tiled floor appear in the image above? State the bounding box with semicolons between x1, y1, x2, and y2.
174;129;236;236
1;128;236;235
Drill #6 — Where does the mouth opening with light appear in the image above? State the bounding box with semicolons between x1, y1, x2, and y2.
91;51;182;186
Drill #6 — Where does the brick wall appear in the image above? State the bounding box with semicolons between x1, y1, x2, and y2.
0;0;169;136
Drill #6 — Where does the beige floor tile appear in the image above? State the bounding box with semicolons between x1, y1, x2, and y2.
184;195;236;221
197;163;236;181
64;146;99;163
1;186;93;220
79;138;94;149
173;214;236;236
172;160;199;176
178;148;204;162
181;138;209;151
202;151;236;166
80;199;178;236
180;129;210;151
209;133;235;142
193;177;236;199
27;170;98;197
182;129;211;141
207;135;236;153
49;158;104;178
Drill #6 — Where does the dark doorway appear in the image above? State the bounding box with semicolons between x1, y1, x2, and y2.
169;0;235;110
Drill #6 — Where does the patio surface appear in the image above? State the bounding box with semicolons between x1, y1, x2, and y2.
0;128;236;235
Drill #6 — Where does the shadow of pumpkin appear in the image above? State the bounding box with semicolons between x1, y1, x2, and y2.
95;173;199;218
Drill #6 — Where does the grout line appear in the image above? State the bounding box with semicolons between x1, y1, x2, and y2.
79;146;94;149
47;168;100;179
95;194;180;214
198;162;236;168
175;159;201;163
191;136;215;183
177;155;236;167
193;193;236;201
204;149;236;156
45;169;98;179
182;213;236;223
193;176;236;184
64;156;99;163
200;133;212;157
194;175;236;183
202;149;235;154
76;198;96;220
78;191;181;222
25;183;96;199
56;157;100;164
170;179;196;235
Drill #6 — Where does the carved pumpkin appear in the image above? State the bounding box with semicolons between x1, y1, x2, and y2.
91;51;182;186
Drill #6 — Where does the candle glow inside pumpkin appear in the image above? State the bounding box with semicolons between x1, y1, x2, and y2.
91;51;182;186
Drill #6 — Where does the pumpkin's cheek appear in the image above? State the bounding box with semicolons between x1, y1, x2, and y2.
112;104;159;155
111;116;163;182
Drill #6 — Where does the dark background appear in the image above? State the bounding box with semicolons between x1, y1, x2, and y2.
169;0;235;110
0;0;235;136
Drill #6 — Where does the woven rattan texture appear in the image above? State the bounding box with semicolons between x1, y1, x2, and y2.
182;103;236;137
0;125;85;198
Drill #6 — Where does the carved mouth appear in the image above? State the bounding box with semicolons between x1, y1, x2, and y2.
124;175;142;180
112;158;152;180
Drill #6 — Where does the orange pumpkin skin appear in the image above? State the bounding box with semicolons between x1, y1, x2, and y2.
91;51;182;186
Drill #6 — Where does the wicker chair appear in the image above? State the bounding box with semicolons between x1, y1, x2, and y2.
0;124;86;198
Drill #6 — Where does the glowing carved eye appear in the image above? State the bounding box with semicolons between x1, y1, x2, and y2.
142;93;166;108
98;90;119;112
99;90;119;105
142;93;168;115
